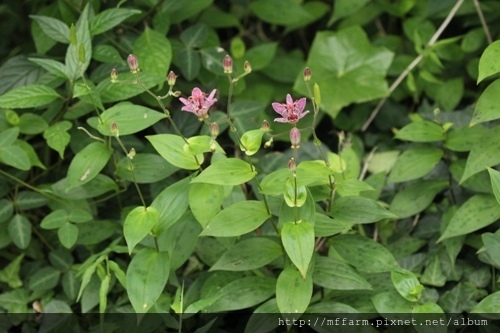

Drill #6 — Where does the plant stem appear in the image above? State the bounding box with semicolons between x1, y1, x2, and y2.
361;0;466;131
473;0;493;44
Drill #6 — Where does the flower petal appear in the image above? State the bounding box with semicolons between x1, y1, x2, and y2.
274;117;288;123
295;98;306;112
286;94;294;105
272;102;286;115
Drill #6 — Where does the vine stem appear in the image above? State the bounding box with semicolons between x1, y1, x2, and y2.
361;0;466;132
473;0;493;44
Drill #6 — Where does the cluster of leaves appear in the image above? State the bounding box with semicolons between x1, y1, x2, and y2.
1;0;500;332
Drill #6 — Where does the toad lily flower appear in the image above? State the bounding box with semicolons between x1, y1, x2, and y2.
179;87;217;120
272;94;309;124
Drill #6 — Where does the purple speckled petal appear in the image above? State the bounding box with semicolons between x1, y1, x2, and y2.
286;94;293;105
272;102;286;116
295;98;306;112
274;117;288;123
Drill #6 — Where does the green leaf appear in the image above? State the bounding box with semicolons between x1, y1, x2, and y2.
126;248;170;313
0;127;19;146
296;160;335;187
294;26;393;118
281;220;314;278
7;214;31;250
391;269;423;302
93;45;123;64
390;180;448;219
15;140;45;170
116;153;177;184
65;5;92;79
240;129;264;156
189;182;225;228
18;113;48;135
192;158;257;185
314;213;353;237
245;43;278;70
0;145;31;170
260;169;289;195
151;177;190;233
330;196;397;224
481;232;500;267
0;85;60;109
43;121;72;158
330;234;400;273
89;103;167;136
488;168;500;205
28;58;69;78
276;267;312;315
98;72;166;103
388;146;443;183
477;40;500;83
180;23;208;48
0;254;24;288
0;199;14;223
29;15;69;44
124;206;159;254
147;134;202;170
99;274;110;313
200;201;270;237
283;178;307;208
205;276;276;312
41;210;69;230
313;256;372;290
177;46;201;81
184;135;224;155
412;303;447;333
250;0;312;26
211;237;282;271
471;291;500;315
200;47;226;75
164;0;212;24
133;27;172;75
28;266;60;292
439;194;500;242
15;191;47;210
460;127;500;183
331;0;370;23
420;254;446;287
58;222;79;249
66;142;113;190
372;291;414;314
90;8;141;35
336;178;374;196
395;121;444;142
471;79;500;126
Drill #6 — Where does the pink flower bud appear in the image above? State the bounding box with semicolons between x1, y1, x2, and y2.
261;120;270;132
110;122;119;137
167;71;177;86
304;67;311;82
244;61;251;73
110;68;118;82
127;54;139;73
223;55;233;74
210;122;219;138
290;127;301;149
288;158;296;174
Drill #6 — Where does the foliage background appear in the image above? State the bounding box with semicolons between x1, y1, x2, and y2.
1;0;500;332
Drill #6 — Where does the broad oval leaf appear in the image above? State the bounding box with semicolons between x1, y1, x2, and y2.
8;214;31;250
438;194;500;242
276;267;312;315
391;269;423;302
58;222;79;249
390;180;448;219
43;121;72;159
388;146;443;183
330;196;397;224
313;256;372;290
477;40;500;83
471;79;500;126
471;291;500;316
147;134;203;170
211;237;282;271
116;153;177;184
66;142;113;190
412;303;447;333
488;167;500;205
189;182;225;228
395;121;445;142
126;248;170;313
0;84;60;109
460;127;500;183
191;158;257;185
133;27;172;75
330;234;400;273
124;206;159;254
150;177;190;233
90;8;141;35
281;220;314;278
88;103;167;136
294;26;393;118
200;201;270;237
372;291;414;314
0;145;31;170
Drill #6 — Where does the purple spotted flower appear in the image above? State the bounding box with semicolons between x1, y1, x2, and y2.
272;94;309;124
179;87;217;120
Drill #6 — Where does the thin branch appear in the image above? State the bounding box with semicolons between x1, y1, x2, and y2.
473;0;493;44
361;0;466;132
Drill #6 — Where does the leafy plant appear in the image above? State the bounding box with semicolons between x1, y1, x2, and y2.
1;0;500;332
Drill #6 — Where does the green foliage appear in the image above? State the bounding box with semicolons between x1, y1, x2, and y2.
0;0;499;330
